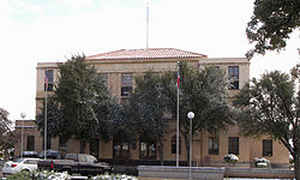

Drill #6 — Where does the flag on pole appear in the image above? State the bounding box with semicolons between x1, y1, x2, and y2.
177;71;180;88
45;75;48;91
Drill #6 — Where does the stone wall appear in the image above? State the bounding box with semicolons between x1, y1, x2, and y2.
138;166;294;180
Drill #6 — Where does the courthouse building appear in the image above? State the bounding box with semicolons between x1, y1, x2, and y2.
15;48;289;167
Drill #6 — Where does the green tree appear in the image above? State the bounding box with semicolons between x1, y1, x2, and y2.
161;63;234;163
246;0;300;58
233;70;300;179
125;72;169;164
0;108;15;160
37;55;116;147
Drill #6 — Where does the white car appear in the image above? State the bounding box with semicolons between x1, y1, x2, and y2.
2;158;40;176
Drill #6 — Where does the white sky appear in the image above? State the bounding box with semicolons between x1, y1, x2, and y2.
0;0;299;121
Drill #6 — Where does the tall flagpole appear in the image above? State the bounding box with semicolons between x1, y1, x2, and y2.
146;0;150;49
20;113;26;158
176;61;180;167
44;72;48;160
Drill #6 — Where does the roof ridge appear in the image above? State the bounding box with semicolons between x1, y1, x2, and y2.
87;49;126;58
86;48;207;60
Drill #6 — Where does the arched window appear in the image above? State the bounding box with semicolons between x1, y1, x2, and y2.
171;135;181;154
139;141;157;160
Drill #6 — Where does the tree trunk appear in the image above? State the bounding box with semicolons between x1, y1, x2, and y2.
295;153;300;180
158;139;164;165
4;149;9;161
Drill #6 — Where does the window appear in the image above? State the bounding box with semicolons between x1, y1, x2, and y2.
228;66;239;90
59;136;67;152
80;141;86;153
24;159;38;165
171;135;181;154
113;142;130;160
208;136;219;155
79;154;88;162
228;137;239;155
44;70;54;91
263;139;273;157
26;136;35;151
139;141;157;160
86;154;97;163
121;74;133;96
65;153;76;160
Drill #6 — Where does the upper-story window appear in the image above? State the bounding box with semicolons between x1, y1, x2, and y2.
121;73;133;96
228;66;239;90
44;70;54;91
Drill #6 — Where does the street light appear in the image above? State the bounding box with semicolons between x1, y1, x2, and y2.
187;111;195;180
20;112;26;158
176;61;180;167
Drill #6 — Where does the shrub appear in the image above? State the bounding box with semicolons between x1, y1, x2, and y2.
254;157;270;168
6;170;71;180
4;171;138;180
92;174;138;180
224;154;239;164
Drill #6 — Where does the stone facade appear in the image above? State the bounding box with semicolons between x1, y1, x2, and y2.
15;48;289;168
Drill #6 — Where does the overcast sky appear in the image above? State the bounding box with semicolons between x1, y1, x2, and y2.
1;0;299;121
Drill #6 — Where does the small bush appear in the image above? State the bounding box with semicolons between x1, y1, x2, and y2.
254;157;270;168
224;154;239;164
4;170;137;180
92;174;138;180
6;170;70;180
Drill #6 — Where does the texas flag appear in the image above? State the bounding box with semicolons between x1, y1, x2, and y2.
45;76;48;90
177;71;180;89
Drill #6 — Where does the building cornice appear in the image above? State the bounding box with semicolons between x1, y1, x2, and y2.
199;57;249;65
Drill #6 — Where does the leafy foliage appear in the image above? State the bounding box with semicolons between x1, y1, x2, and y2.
120;64;233;163
233;70;300;178
0;108;11;140
246;0;300;58
36;55;116;143
0;108;15;158
163;63;233;132
125;72;169;163
161;62;234;162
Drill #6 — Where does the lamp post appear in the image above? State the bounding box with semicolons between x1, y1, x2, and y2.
187;111;195;180
176;61;180;167
20;112;26;158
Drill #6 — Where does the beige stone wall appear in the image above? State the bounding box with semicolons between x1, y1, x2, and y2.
26;56;289;166
15;119;289;166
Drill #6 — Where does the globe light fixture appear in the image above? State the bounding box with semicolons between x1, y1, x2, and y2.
187;111;195;180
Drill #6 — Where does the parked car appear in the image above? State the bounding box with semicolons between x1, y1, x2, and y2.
38;153;112;176
38;150;62;159
2;158;40;176
22;151;39;158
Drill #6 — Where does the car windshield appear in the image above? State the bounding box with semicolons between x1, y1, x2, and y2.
86;155;97;163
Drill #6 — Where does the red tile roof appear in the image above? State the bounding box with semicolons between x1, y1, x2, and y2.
86;48;207;60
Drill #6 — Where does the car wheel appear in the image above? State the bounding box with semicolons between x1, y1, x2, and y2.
21;169;30;174
64;169;72;175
